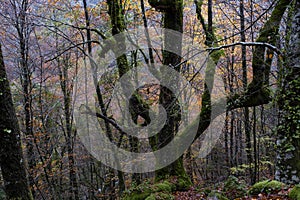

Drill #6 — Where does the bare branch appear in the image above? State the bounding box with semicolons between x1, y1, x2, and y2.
45;40;100;63
207;41;282;55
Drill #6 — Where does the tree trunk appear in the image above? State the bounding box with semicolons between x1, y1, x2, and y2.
107;0;151;188
149;0;192;189
0;43;32;200
228;0;291;110
240;0;254;184
275;0;300;184
14;0;36;195
58;55;79;200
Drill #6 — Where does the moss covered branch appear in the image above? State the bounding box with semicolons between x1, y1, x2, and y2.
230;0;291;109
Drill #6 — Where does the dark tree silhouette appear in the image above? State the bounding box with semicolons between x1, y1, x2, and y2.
0;43;32;199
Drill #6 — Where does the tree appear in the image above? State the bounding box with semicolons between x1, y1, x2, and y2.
3;0;37;194
148;0;191;188
57;53;80;200
276;0;300;184
0;43;32;199
1;0;300;198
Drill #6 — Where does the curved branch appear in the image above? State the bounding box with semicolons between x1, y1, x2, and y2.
207;41;282;55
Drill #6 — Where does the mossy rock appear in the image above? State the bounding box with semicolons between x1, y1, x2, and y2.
122;180;174;200
208;191;229;200
289;185;300;200
248;180;285;195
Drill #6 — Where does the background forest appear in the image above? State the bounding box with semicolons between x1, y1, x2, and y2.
0;0;299;199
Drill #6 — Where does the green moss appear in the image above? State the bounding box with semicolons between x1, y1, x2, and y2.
289;185;300;200
145;192;175;200
251;0;290;88
122;191;150;200
223;176;247;199
145;194;156;200
145;192;174;200
122;180;175;200
227;87;271;110
155;158;192;191
122;181;152;200
210;49;224;64
172;158;192;190
276;66;300;183
248;180;285;195
176;177;191;191
156;192;174;200
153;181;173;193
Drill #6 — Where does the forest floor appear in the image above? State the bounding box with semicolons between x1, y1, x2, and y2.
173;183;294;200
122;177;298;199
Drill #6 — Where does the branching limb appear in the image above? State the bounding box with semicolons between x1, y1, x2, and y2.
207;41;282;55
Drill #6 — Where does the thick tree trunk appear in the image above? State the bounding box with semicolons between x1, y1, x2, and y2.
0;43;32;200
149;0;192;189
275;0;300;184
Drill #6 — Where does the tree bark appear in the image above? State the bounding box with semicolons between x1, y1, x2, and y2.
275;0;300;184
0;43;32;200
149;0;192;189
107;0;153;189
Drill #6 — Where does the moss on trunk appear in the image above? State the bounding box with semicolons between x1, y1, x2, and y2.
227;0;290;110
275;0;300;184
251;0;290;89
148;0;193;190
